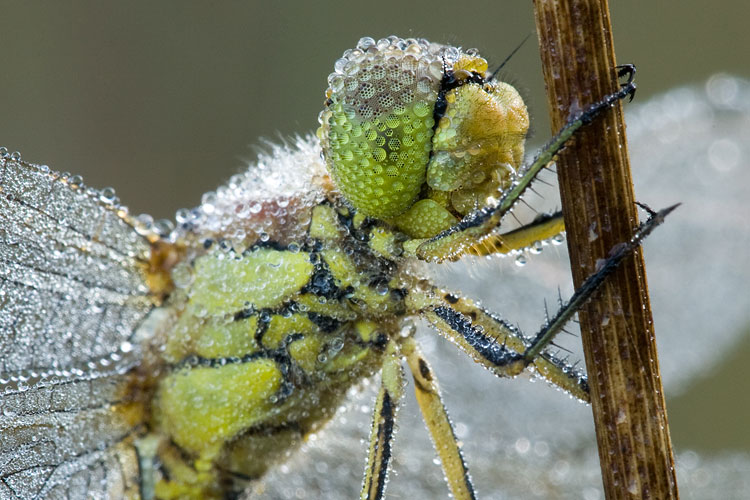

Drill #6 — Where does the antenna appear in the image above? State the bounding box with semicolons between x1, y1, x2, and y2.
489;33;533;80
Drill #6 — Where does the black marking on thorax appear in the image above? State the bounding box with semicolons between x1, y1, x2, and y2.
307;311;343;333
301;252;342;300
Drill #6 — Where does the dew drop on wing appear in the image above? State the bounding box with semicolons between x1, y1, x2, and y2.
0;153;154;497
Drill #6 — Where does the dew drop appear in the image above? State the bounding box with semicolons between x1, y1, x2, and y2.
100;187;117;203
399;320;416;338
330;337;344;352
154;218;174;236
172;264;195;289
135;214;154;236
175;208;191;223
201;192;217;214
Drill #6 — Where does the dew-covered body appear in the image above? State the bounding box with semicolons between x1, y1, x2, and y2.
139;179;415;497
0;36;655;500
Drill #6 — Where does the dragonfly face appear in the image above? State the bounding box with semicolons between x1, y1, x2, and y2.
318;37;529;239
0;36;650;500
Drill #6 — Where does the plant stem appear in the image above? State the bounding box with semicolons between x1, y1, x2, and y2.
531;1;679;498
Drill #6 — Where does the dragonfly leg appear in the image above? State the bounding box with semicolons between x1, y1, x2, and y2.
361;340;404;500
401;336;477;500
466;210;564;257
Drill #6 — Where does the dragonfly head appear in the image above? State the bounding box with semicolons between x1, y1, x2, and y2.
317;36;529;238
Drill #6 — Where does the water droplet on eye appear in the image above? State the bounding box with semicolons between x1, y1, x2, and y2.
515;254;527;267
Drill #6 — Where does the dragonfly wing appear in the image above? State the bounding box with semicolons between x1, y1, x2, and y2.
0;154;157;499
0;376;142;499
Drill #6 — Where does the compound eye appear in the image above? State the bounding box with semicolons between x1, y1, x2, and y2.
317;38;445;219
317;38;529;241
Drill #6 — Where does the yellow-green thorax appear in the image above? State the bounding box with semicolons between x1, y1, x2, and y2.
145;199;409;498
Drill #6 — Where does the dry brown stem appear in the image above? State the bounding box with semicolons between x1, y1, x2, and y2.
531;1;679;498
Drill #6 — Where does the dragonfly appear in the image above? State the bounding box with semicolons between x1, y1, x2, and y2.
0;36;670;499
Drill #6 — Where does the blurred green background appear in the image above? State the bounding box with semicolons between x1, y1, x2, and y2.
2;0;749;478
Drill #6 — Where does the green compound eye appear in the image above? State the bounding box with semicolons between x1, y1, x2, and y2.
318;37;443;220
317;36;530;240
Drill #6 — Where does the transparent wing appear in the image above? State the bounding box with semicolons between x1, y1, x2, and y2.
0;377;142;499
0;152;156;499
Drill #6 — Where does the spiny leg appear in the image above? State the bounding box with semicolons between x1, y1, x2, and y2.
520;204;678;363
361;340;405;500
416;69;636;262
401;336;477;500
405;279;590;402
466;210;564;257
407;203;675;402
